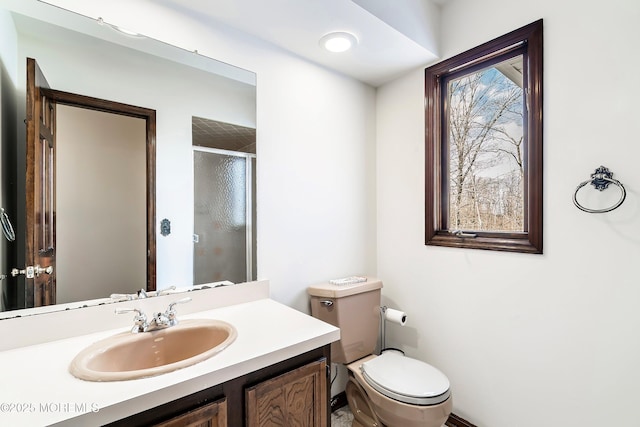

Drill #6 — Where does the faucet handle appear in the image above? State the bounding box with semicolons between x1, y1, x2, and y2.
110;293;135;301
167;297;192;311
155;286;177;296
115;307;145;316
166;297;192;326
115;307;148;333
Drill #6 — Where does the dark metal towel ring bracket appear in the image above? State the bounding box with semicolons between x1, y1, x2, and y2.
573;166;626;213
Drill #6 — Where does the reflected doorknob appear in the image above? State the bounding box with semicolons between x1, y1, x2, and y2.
11;265;53;278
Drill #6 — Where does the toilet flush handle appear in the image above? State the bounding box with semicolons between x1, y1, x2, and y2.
320;300;333;307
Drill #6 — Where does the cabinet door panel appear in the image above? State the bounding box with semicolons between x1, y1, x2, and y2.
154;397;227;427
246;358;327;427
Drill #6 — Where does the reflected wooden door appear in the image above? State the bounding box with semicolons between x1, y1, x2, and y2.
25;57;56;307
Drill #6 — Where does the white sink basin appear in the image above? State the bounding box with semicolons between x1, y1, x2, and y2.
69;319;237;381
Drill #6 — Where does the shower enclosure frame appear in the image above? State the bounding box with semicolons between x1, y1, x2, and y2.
193;146;256;284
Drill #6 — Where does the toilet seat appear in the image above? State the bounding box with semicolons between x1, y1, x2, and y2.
361;351;450;406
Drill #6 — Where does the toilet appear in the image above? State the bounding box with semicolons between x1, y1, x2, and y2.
308;278;452;427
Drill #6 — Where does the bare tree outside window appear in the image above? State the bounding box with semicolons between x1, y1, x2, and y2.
447;56;524;232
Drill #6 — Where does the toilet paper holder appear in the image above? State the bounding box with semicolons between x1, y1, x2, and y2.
379;306;407;354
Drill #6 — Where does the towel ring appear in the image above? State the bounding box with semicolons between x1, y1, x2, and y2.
573;166;626;213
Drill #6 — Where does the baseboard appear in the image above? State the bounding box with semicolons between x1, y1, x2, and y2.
330;391;348;412
445;413;477;427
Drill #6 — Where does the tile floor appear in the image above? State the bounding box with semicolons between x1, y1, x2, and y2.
331;406;354;427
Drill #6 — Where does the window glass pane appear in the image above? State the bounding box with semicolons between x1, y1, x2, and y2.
447;55;524;232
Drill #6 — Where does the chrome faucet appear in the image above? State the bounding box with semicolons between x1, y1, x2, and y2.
111;286;177;302
155;286;177;297
115;297;192;333
162;297;192;327
115;307;149;333
110;293;134;301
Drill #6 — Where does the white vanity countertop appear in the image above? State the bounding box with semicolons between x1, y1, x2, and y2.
0;297;339;426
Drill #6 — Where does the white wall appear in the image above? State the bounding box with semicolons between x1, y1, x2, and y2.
376;0;640;425
257;61;377;310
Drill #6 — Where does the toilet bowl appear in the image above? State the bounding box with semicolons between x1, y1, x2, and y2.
347;352;452;427
307;278;452;427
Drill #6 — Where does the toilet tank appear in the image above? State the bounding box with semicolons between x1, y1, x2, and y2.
307;278;383;364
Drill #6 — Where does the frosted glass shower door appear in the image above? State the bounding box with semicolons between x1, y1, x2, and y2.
193;148;255;285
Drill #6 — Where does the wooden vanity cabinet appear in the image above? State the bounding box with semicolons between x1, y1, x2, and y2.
246;358;327;426
154;397;227;427
106;345;330;427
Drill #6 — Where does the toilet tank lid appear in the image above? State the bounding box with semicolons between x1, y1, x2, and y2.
307;277;383;298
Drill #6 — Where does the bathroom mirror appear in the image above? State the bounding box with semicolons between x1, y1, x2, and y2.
0;1;257;317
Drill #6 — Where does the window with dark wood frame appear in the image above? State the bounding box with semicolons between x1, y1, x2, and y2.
425;20;543;254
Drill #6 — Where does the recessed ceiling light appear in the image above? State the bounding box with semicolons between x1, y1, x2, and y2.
319;32;358;53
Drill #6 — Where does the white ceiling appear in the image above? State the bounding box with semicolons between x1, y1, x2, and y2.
156;0;445;87
11;0;446;86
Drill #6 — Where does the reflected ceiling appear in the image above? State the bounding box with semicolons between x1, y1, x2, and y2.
192;117;256;154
